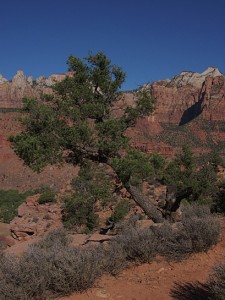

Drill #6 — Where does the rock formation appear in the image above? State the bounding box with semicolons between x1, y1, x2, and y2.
10;194;63;241
125;67;225;157
150;67;224;124
0;70;66;108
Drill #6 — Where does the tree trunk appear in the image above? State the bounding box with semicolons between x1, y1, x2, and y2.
126;184;164;223
126;185;193;223
163;186;193;222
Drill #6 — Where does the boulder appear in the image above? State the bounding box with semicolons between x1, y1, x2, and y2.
10;195;63;242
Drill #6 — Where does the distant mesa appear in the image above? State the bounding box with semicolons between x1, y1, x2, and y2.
169;67;222;88
142;67;223;90
0;70;74;108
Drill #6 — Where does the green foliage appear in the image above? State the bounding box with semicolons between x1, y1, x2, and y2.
0;190;32;223
190;164;218;203
112;150;164;185
10;52;154;171
177;145;193;171
10;98;65;171
208;150;223;166
38;190;56;204
124;89;155;126
62;192;99;231
110;199;130;223
63;162;114;230
72;161;114;207
163;146;218;204
96;119;128;157
213;181;225;213
165;145;194;187
0;108;22;113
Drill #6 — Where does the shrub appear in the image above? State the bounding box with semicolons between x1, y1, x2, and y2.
42;247;102;296
110;199;130;223
62;193;99;231
0;230;103;299
0;190;32;223
38;190;55;204
181;204;221;252
207;262;225;300
152;223;192;261
32;227;71;249
113;225;160;263
97;243;127;275
0;205;221;299
170;262;225;300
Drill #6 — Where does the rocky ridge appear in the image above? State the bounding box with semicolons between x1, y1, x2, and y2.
0;70;66;108
126;67;225;156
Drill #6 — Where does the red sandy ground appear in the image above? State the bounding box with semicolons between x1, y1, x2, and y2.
60;218;225;300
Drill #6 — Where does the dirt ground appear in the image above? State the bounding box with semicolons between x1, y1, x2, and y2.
60;218;225;300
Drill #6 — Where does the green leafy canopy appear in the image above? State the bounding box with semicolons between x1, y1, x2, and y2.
10;52;155;170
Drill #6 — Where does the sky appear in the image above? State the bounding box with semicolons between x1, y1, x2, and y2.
0;0;225;90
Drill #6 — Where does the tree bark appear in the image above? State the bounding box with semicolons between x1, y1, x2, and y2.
126;184;164;223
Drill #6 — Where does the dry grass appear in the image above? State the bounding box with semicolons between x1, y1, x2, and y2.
182;204;221;252
0;204;221;299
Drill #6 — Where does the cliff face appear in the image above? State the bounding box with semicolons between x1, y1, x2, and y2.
0;71;65;108
146;67;224;124
125;67;225;156
0;67;225;191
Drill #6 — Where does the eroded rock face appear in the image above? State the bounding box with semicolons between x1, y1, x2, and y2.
145;67;224;124
125;67;225;157
10;194;63;242
0;71;65;108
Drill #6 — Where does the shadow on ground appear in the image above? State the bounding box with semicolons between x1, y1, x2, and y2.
170;281;212;300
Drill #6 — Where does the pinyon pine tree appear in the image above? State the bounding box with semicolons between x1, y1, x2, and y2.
10;52;168;224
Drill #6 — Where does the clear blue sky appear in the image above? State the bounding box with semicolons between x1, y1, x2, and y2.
0;0;225;90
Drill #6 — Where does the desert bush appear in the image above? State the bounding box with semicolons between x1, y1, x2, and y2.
0;240;103;299
38;190;55;204
181;204;221;252
0;253;46;300
152;224;192;261
0;205;221;299
97;243;127;275
110;199;130;223
32;227;71;249
62;193;99;231
113;225;160;263
181;203;211;219
43;246;102;295
0;190;32;223
207;262;225;300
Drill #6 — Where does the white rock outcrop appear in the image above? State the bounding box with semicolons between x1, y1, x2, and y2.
170;67;222;88
0;74;8;84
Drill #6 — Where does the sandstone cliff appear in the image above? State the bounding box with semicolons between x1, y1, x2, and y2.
0;70;65;108
126;67;225;157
